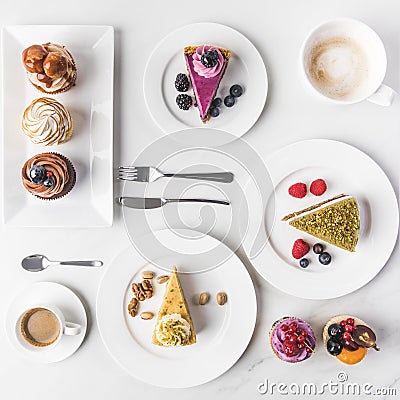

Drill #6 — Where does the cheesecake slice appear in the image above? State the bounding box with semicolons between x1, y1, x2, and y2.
184;45;231;123
282;194;360;252
152;266;196;347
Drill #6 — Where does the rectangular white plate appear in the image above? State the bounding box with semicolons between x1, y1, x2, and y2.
1;25;114;227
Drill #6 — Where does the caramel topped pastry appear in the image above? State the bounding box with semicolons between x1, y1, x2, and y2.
22;43;77;94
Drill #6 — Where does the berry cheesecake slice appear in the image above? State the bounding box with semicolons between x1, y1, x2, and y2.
184;45;231;123
282;194;360;252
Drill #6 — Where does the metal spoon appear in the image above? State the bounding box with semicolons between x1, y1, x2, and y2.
22;254;103;272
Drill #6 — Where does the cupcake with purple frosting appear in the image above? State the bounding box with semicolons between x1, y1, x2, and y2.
269;317;316;363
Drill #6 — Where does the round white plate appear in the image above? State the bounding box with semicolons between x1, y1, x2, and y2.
144;22;267;138
6;282;87;363
96;229;257;388
243;139;399;299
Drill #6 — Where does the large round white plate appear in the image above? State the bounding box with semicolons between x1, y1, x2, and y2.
6;282;87;363
243;139;399;299
143;22;267;138
96;230;257;388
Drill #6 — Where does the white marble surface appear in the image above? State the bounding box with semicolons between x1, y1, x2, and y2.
0;0;399;399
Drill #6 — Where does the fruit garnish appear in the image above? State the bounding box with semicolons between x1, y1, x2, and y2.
280;324;289;332
343;339;359;352
230;84;243;98
175;73;190;92
283;339;300;356
297;335;305;343
209;107;220;118
310;179;327;196
340;320;347;327
299;258;309;268
344;324;354;332
342;332;351;341
288;182;307;198
297;342;305;349
352;325;380;351
313;243;324;254
319;252;332;265
200;50;219;68
328;323;344;338
43;177;54;187
212;98;222;108
292;239;310;259
327;337;343;356
336;347;367;364
29;165;46;184
224;95;235;107
176;94;192;110
46;171;53;178
346;318;355;326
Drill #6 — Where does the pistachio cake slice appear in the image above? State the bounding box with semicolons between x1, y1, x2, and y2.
152;266;196;347
282;194;360;252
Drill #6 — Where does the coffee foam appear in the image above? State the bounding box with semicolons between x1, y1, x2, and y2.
306;36;369;100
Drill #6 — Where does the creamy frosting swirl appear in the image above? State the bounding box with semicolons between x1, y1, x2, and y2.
271;317;316;363
193;45;224;78
22;97;73;146
26;43;77;94
22;153;72;199
155;314;191;347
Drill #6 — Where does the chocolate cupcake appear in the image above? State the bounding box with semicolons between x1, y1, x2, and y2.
22;43;77;94
22;97;73;145
21;153;76;200
269;317;316;363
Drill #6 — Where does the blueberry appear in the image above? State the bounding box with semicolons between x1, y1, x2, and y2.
319;252;332;265
313;243;324;254
29;165;46;184
224;95;235;107
299;258;309;268
327;337;343;356
212;97;222;108
328;323;344;338
230;84;243;97
209;107;220;118
43;177;54;188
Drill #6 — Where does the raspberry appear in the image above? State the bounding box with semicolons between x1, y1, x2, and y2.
292;239;310;259
310;179;327;196
288;182;307;198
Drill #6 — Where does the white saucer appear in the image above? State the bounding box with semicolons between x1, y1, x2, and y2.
6;282;87;363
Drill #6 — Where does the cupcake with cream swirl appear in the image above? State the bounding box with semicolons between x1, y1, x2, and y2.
21;153;76;200
22;97;73;146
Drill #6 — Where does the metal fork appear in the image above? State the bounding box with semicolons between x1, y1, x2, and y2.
118;166;234;183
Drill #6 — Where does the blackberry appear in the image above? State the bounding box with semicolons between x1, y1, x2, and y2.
175;73;190;92
201;50;219;68
176;94;192;110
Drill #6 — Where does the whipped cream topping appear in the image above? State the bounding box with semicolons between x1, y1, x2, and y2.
22;97;73;146
22;153;71;199
155;313;191;347
193;45;224;78
26;43;76;93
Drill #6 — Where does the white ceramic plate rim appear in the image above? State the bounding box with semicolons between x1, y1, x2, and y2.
1;25;114;227
5;282;87;363
96;229;257;388
245;139;399;299
143;22;267;138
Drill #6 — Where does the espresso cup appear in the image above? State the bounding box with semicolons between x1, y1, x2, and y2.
16;305;81;351
301;18;395;106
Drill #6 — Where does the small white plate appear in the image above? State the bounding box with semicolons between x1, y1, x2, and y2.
243;139;399;299
97;230;257;388
6;282;87;363
1;25;114;227
144;22;267;138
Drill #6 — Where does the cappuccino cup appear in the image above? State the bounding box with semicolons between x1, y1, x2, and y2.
16;305;81;351
301;18;395;106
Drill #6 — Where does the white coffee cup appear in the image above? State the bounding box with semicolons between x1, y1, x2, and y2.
301;18;395;106
16;305;81;351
